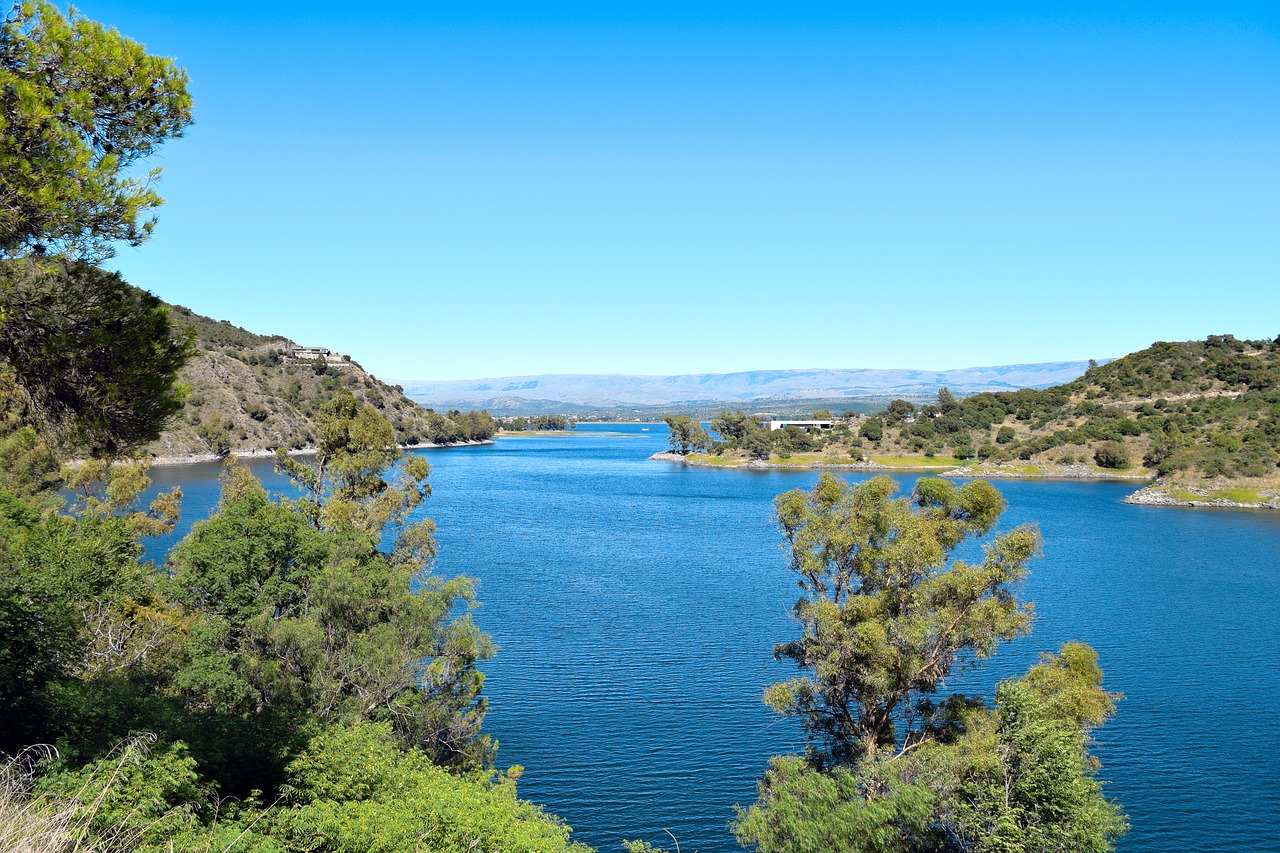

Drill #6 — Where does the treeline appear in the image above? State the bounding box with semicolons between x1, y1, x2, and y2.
665;410;860;460
0;393;584;850
422;408;498;444
500;414;575;431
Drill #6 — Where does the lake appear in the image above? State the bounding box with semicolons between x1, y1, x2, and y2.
143;424;1280;852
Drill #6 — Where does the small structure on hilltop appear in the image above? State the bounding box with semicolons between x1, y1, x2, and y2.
769;419;834;432
289;345;350;366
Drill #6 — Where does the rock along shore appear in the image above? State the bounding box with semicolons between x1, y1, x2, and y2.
1122;484;1280;510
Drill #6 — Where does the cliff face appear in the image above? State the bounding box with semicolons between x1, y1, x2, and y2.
146;305;450;461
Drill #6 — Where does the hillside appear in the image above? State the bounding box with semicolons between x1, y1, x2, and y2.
146;305;494;461
397;361;1097;412
677;335;1280;508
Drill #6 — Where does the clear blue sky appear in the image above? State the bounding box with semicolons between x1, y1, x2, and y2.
89;1;1279;381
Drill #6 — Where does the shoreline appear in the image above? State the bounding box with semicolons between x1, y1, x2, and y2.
649;451;1278;510
648;452;1150;480
147;439;495;467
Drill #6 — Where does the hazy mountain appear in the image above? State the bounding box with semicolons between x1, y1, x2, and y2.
396;362;1099;412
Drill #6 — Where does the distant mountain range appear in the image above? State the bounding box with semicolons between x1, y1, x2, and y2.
396;362;1101;414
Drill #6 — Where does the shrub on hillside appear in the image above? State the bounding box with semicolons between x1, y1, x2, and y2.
1093;441;1130;469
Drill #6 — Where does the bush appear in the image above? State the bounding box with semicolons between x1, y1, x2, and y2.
996;426;1015;444
1093;441;1130;469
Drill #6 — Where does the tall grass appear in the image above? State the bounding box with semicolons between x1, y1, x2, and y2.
0;744;90;853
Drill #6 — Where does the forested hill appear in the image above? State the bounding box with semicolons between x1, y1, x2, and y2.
147;303;495;460
697;335;1280;506
952;334;1280;480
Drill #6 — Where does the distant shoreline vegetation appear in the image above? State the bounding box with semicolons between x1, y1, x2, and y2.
652;335;1280;511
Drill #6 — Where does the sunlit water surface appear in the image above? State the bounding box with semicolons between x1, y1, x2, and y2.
144;424;1280;852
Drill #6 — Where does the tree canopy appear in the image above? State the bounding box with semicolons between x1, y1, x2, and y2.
0;258;193;456
0;1;192;261
733;475;1126;852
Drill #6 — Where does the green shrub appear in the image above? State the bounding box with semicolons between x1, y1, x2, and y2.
1093;441;1130;469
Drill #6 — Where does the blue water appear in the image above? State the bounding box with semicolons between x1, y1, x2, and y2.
142;425;1280;852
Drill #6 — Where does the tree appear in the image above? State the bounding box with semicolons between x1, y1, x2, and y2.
0;258;193;456
735;645;1127;853
168;396;497;773
711;409;753;443
937;387;958;411
746;429;773;461
663;414;710;454
1093;441;1129;470
0;2;193;261
765;475;1037;765
735;475;1125;852
885;399;915;423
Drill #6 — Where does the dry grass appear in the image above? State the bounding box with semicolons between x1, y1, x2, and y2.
0;745;90;853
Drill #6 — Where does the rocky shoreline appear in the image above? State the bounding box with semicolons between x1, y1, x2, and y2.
1122;484;1280;510
148;439;494;467
649;451;1278;511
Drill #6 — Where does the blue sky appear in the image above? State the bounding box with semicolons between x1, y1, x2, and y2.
88;2;1279;381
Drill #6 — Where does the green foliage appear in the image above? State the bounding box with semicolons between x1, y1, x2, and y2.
885;399;915;423
268;722;591;853
663;414;711;454
0;462;180;751
194;413;229;455
927;644;1127;852
996;425;1016;444
746;429;773;461
735;755;939;853
164;304;288;350
1093;441;1130;470
738;477;1124;853
859;417;884;442
0;2;193;261
768;475;1037;766
711;408;754;442
0;259;194;456
737;645;1126;853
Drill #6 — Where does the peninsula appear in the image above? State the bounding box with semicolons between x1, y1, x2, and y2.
653;335;1280;510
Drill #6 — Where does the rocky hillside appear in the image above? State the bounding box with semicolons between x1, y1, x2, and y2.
146;304;494;461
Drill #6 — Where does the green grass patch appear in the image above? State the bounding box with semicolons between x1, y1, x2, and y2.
768;453;830;467
871;455;966;468
696;453;746;467
1169;489;1202;502
1209;487;1262;504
